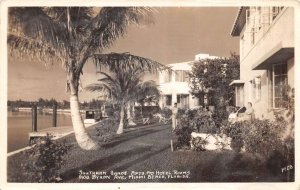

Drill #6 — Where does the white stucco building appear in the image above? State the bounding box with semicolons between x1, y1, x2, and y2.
158;53;218;109
230;7;294;119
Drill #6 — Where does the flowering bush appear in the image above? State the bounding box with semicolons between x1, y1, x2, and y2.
160;107;172;119
174;109;217;149
21;135;70;182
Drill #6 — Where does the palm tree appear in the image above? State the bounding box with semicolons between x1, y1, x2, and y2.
8;7;156;150
135;81;160;119
86;53;164;134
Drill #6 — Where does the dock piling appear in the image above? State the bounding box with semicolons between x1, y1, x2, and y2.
52;103;57;127
32;105;37;132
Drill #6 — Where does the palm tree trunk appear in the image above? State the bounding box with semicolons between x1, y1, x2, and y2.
70;80;99;150
117;104;125;134
127;102;136;126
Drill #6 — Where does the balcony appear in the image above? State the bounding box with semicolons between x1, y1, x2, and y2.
241;7;294;70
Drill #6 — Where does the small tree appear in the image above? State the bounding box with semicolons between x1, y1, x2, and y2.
190;53;239;126
8;7;154;150
86;53;166;134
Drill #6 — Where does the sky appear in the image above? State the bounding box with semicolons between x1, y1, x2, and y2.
8;7;239;102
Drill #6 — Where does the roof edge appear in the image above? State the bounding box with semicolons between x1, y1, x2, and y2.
230;7;246;37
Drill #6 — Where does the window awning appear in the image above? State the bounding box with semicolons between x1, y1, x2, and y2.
229;80;245;86
252;42;294;70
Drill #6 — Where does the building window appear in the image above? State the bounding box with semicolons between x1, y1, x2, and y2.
164;72;172;83
182;95;189;108
272;7;279;20
165;95;172;106
177;95;180;103
235;85;244;107
193;96;200;107
250;27;255;45
252;76;261;102
175;70;189;82
273;63;288;108
271;7;284;21
257;7;262;30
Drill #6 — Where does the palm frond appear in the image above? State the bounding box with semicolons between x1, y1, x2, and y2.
85;83;107;92
9;7;68;48
93;52;169;74
86;7;153;51
7;33;66;66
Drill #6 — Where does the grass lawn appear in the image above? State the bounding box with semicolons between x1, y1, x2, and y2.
7;121;293;183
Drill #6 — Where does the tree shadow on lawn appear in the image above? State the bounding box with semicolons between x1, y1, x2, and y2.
188;151;250;182
82;146;171;183
100;126;170;149
61;145;170;182
190;151;288;182
61;146;153;181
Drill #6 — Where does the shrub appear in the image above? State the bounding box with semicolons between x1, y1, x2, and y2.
134;106;160;118
190;110;217;133
160;107;172;119
21;135;70;182
221;119;291;159
191;136;208;151
104;105;120;118
95;118;119;142
174;108;217;149
177;108;187;117
212;106;229;128
174;114;194;148
220;120;246;152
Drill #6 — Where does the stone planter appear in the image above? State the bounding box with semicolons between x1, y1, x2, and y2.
190;132;232;151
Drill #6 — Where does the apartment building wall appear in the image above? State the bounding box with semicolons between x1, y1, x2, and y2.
158;54;217;109
232;7;294;119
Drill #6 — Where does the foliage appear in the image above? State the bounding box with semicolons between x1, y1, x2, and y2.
191;137;209;151
274;87;295;139
85;59;165;133
8;7;157;148
221;119;293;162
7;99;106;110
95;118;119;142
174;114;194;148
134;106;160;118
190;110;216;133
212;106;229;128
177;108;187;117
85;59;160;105
104;105;121;118
160;107;172;119
220;120;247;152
189;53;239;110
21;135;70;182
174;108;217;149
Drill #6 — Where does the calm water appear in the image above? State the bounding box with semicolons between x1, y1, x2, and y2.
7;111;73;152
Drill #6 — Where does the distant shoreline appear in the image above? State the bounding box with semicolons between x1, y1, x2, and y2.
9;107;87;115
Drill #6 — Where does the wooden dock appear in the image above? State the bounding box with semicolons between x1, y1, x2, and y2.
8;122;99;157
28;123;96;144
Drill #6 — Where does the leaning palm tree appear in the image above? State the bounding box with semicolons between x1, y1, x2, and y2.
86;53;164;134
8;7;157;150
